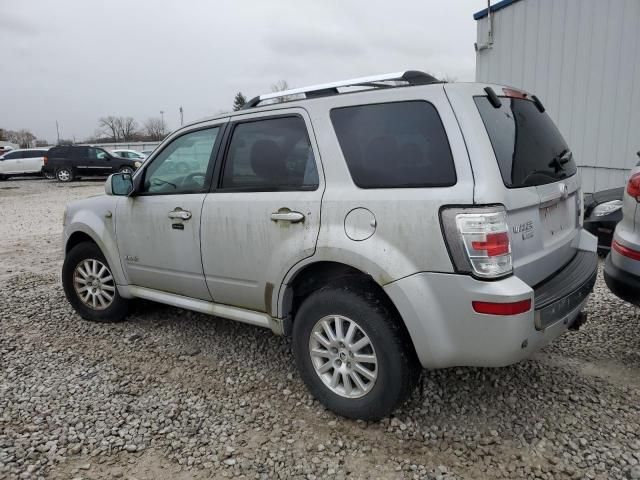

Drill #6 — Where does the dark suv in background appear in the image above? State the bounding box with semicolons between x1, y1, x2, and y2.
44;145;141;182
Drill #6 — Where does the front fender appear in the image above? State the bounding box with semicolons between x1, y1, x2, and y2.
63;199;128;289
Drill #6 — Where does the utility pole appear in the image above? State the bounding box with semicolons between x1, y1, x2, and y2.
56;120;60;145
160;110;165;135
179;106;183;126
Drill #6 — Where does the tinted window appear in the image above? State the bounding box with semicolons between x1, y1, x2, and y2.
2;151;20;160
330;101;456;189
49;147;69;157
142;127;219;194
70;147;86;159
220;116;319;191
22;150;46;158
475;97;577;188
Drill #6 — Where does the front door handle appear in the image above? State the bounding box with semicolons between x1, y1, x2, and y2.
270;210;305;223
168;208;192;220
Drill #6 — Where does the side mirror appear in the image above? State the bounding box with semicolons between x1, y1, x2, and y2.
105;173;134;196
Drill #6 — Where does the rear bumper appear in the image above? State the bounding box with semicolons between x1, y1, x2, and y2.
385;240;598;369
604;253;640;306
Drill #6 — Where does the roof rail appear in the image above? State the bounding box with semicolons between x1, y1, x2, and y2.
242;70;440;109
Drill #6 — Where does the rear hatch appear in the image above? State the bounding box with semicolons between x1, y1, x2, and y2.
445;84;580;286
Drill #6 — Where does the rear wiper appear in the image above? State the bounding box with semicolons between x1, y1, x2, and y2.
548;149;572;172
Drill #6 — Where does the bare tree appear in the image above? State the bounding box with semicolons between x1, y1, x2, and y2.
6;129;36;148
115;117;138;141
144;117;166;141
35;139;49;147
98;116;119;142
270;80;293;103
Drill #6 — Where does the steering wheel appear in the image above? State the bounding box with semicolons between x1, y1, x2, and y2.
181;171;206;188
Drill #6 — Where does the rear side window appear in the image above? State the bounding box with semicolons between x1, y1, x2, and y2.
330;101;456;188
220;116;319;191
49;147;69;157
475;97;577;188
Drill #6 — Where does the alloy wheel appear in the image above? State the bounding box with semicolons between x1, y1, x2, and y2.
73;259;116;310
308;314;378;399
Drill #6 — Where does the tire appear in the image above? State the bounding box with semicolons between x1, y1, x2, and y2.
292;282;419;421
119;166;134;175
62;241;129;322
43;171;56;180
0;174;6;181
56;167;73;182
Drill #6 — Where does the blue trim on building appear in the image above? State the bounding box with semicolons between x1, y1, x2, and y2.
473;0;522;20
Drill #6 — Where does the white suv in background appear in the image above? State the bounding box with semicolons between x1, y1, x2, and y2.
0;148;51;180
60;71;598;420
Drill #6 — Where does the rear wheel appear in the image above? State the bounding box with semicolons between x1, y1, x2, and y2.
62;242;129;322
43;171;56;180
0;174;6;181
56;167;73;182
292;283;419;420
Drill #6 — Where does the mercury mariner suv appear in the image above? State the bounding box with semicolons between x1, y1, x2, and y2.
61;71;598;420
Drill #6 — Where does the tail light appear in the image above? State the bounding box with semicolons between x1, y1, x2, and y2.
627;173;640;201
43;155;48;165
440;206;512;279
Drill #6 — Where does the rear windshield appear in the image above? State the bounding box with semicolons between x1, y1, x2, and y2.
330;101;456;188
475;97;576;188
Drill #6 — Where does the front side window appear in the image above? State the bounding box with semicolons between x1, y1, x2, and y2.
89;147;110;159
330;101;456;188
142;127;219;194
2;151;21;160
220;116;319;191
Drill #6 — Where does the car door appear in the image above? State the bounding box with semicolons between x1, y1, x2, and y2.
0;151;22;174
21;150;44;173
115;122;226;300
201;110;324;313
71;147;90;175
87;147;114;175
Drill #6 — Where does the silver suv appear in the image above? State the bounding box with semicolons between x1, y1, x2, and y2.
604;156;640;304
61;71;598;420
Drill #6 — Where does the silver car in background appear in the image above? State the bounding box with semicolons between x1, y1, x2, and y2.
604;157;640;305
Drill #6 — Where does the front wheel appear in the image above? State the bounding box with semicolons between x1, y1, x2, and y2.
62;242;129;322
292;283;419;420
119;166;134;175
56;167;73;182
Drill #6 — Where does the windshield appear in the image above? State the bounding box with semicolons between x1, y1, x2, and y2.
475;96;577;188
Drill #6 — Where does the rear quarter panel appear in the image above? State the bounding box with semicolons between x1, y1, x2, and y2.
277;85;475;315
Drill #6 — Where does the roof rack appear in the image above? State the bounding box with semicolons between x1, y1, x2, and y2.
242;70;440;109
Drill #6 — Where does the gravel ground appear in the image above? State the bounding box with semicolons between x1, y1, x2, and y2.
1;178;639;480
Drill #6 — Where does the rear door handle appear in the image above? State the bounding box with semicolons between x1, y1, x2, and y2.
168;208;192;220
270;211;305;223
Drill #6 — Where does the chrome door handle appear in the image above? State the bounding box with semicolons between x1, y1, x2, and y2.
168;208;192;220
270;211;305;223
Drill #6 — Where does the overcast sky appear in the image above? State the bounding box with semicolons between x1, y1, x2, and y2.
1;0;488;143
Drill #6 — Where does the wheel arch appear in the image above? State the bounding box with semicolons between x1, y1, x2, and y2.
278;260;420;360
64;221;128;289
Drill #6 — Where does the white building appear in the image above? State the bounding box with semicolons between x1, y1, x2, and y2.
474;0;640;192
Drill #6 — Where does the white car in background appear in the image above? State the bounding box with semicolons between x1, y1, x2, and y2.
110;149;147;161
0;148;51;180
